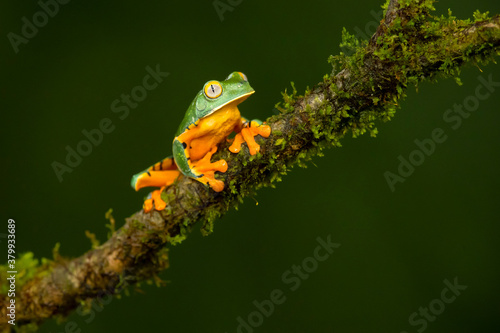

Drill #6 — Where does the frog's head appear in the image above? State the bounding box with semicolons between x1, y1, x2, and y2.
194;71;255;119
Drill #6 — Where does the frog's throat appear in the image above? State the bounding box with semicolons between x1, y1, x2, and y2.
209;90;255;115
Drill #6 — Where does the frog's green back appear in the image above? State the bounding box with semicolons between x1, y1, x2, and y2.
175;96;200;136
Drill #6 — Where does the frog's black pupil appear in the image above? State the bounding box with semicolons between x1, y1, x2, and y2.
211;85;215;93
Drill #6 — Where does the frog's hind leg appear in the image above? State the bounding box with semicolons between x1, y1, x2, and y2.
131;156;181;213
131;156;181;191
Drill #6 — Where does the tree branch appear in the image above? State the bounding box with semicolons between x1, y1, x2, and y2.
1;0;499;330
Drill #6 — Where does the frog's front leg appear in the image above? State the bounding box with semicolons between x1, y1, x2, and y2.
229;118;271;155
173;136;228;192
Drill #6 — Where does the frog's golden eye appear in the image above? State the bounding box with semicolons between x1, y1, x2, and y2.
204;81;222;99
238;72;248;81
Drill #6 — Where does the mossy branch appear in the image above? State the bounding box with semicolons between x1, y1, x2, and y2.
1;0;499;330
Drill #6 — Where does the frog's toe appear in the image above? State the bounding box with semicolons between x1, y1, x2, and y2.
153;199;167;211
218;159;228;172
198;173;225;192
229;133;245;153
143;198;154;213
252;121;271;138
208;178;225;192
194;160;227;174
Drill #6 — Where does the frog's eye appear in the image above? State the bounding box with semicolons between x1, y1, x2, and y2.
238;72;248;81
204;81;222;99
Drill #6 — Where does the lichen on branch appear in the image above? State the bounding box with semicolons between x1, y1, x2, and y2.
1;0;499;331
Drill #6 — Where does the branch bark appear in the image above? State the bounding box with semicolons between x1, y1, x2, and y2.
1;0;499;330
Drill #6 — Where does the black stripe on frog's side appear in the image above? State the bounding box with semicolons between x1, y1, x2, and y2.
147;171;151;177
182;142;187;149
157;158;167;170
151;157;176;171
183;120;199;133
185;124;198;132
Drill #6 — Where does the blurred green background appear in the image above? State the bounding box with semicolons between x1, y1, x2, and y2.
2;0;500;332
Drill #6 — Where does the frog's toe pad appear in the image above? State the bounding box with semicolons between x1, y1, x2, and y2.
194;159;228;174
229;135;245;153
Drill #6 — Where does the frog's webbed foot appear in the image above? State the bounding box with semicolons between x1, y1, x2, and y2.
192;146;228;192
143;186;167;213
229;120;271;155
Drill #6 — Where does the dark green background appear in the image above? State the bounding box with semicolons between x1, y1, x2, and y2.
2;0;500;332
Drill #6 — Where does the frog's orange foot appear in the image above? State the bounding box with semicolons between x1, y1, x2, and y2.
192;146;228;192
197;173;225;192
143;187;167;213
229;120;271;155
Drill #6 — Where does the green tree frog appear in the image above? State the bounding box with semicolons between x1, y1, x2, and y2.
131;71;271;212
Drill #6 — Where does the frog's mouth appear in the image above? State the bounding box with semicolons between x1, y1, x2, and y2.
210;90;255;115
